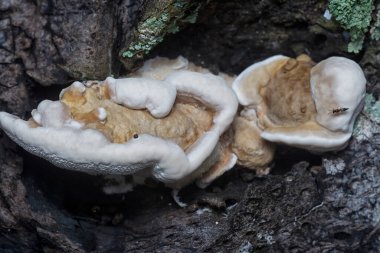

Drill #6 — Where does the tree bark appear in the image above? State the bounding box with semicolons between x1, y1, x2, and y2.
0;0;379;252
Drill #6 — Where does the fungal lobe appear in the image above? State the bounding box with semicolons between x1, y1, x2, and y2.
60;83;214;150
264;57;316;127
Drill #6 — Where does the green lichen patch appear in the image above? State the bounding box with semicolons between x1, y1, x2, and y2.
328;0;374;53
371;11;380;40
120;0;205;68
122;13;170;59
363;93;380;123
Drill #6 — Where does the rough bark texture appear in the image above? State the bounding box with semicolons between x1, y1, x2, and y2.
118;0;207;70
0;0;379;252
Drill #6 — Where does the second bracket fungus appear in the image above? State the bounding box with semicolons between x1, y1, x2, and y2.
232;55;366;152
0;58;238;189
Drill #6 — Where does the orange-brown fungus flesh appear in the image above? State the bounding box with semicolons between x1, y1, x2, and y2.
61;84;214;150
263;57;317;127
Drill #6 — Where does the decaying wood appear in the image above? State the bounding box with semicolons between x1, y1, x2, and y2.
0;0;379;252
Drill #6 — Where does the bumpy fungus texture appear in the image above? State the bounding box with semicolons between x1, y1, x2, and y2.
132;56;274;180
231;111;275;176
134;55;235;85
0;58;239;188
129;56;239;187
233;55;366;152
0;55;364;193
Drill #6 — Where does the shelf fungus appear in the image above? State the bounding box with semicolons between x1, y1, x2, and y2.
232;55;366;152
0;58;239;192
134;55;235;86
134;56;274;178
0;55;366;202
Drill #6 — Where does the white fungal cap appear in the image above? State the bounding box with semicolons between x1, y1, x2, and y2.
0;112;191;176
59;81;86;99
136;55;189;80
166;70;239;133
31;100;70;128
153;70;239;181
261;121;352;151
310;57;366;132
232;55;289;106
0;72;239;184
232;55;366;152
104;76;177;118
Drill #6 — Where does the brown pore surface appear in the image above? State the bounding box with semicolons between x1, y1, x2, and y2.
263;56;317;127
231;116;275;169
60;84;214;150
198;129;235;185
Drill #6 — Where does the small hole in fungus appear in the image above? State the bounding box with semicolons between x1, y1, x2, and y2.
133;134;139;139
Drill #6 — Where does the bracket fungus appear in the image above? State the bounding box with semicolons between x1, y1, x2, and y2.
0;56;239;191
0;54;366;202
232;55;366;152
136;56;276;177
134;55;235;85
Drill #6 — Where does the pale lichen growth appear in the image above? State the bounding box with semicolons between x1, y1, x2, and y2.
121;0;204;64
353;94;380;141
122;13;169;58
363;93;380;124
371;10;380;40
328;0;380;53
257;231;275;245
323;158;346;175
235;241;254;253
353;93;380;141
